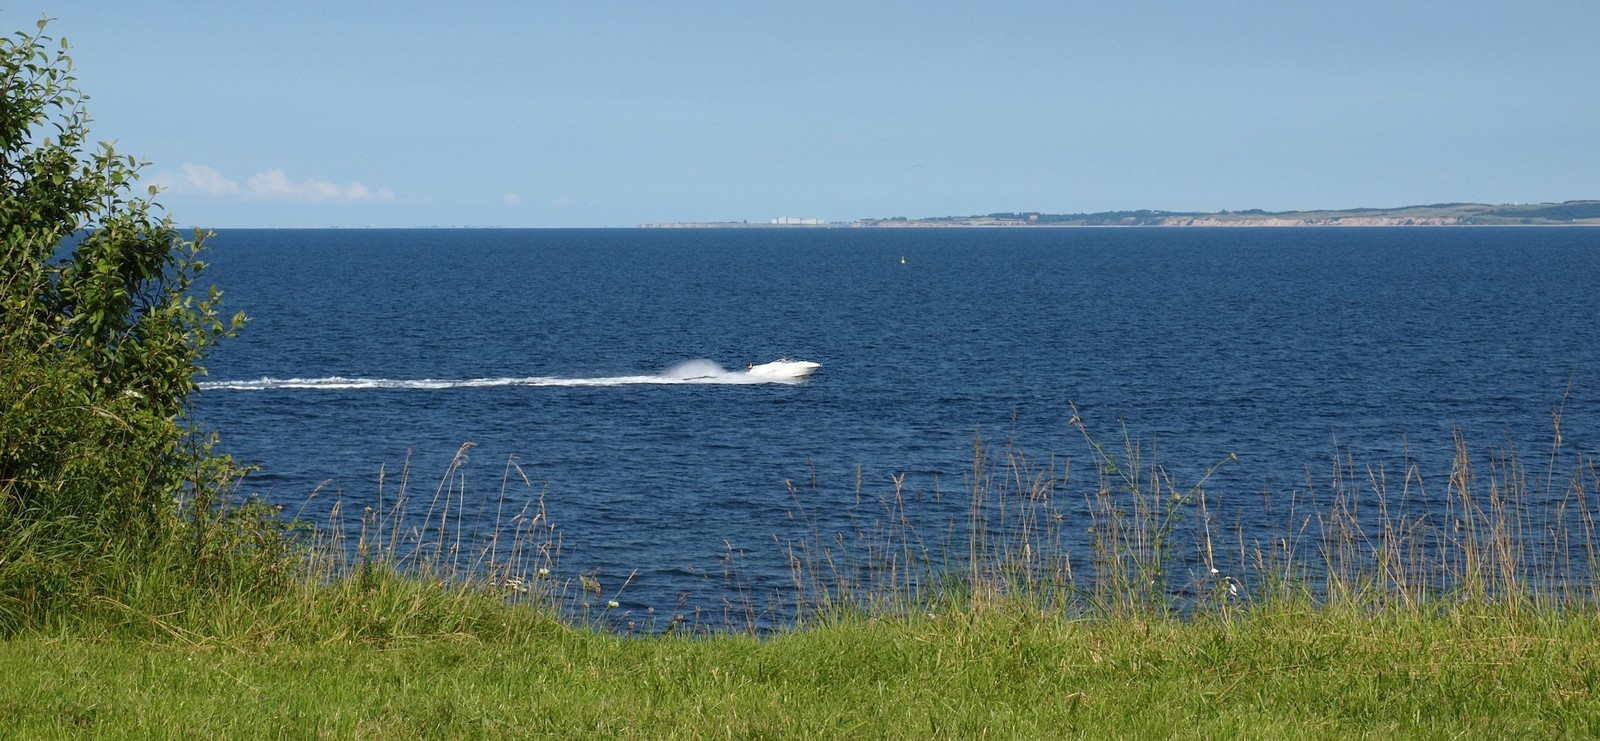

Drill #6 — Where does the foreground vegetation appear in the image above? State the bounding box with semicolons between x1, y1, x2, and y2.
4;604;1599;737
2;407;1596;736
7;19;1600;738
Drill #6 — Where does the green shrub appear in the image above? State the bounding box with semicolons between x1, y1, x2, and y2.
1;19;252;631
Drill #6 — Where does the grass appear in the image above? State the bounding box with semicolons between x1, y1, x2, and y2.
4;407;1600;736
3;605;1599;736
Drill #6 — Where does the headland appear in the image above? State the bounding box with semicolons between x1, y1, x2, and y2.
641;200;1600;228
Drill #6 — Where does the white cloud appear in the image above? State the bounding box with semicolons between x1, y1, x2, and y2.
174;163;241;196
246;169;395;203
151;163;394;204
502;193;522;206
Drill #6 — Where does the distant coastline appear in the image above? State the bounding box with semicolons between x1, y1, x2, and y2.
640;200;1600;228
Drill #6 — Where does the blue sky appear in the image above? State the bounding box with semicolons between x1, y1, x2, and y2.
17;1;1600;227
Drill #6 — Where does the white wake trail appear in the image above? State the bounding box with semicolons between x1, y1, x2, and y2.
198;360;814;391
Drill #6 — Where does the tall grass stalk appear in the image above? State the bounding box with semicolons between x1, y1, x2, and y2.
780;407;1599;631
7;403;1597;642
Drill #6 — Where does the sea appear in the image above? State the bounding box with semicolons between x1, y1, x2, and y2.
193;227;1600;617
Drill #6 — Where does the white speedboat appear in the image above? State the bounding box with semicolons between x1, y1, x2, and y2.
745;359;821;379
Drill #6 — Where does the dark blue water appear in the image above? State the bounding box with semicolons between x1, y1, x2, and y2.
194;227;1600;614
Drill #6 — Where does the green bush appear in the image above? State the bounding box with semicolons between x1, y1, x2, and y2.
1;19;254;631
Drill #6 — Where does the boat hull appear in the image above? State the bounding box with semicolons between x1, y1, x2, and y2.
746;360;820;379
